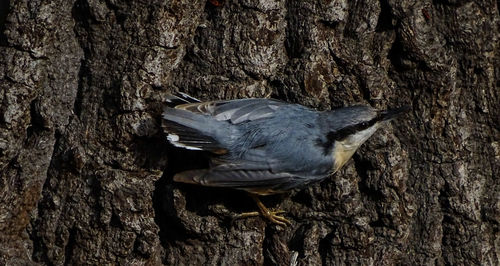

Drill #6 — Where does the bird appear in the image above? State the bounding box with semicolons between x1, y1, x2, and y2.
162;92;410;226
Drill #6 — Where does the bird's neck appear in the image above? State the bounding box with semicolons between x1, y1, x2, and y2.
330;125;380;173
332;141;358;173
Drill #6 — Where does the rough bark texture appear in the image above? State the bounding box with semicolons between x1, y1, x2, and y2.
0;0;498;265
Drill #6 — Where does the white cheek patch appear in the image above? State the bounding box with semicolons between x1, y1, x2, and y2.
333;124;380;172
166;134;203;150
343;125;379;150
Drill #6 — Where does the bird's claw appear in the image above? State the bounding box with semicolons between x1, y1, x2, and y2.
262;210;291;226
234;209;290;226
233;195;292;226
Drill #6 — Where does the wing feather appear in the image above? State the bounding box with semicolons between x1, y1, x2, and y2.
174;167;300;194
175;98;286;124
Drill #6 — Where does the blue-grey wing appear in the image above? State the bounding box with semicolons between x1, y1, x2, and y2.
195;107;333;192
175;98;287;124
175;164;321;195
196;149;331;194
163;98;288;152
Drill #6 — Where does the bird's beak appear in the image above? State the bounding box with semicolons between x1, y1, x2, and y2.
379;105;411;121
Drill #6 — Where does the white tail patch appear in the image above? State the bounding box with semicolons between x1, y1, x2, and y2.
167;134;179;142
166;134;203;150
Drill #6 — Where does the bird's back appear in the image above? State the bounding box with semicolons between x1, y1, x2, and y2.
226;104;333;176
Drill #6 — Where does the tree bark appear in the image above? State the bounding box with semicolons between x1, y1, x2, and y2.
0;0;498;265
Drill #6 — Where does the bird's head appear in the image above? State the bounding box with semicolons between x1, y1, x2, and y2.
320;105;410;152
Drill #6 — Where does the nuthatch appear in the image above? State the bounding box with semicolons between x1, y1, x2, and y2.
162;92;409;225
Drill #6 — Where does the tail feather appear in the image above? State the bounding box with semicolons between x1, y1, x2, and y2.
162;107;229;153
162;121;221;151
165;92;201;106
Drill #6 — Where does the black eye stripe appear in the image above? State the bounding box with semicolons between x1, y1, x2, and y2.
316;116;381;155
328;118;378;141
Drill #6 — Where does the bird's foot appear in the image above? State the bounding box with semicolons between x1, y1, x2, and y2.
260;209;291;226
235;209;290;226
233;195;291;226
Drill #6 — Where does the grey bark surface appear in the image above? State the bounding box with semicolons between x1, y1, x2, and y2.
0;0;498;265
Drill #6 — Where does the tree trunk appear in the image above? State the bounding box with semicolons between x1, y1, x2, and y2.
0;0;498;265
